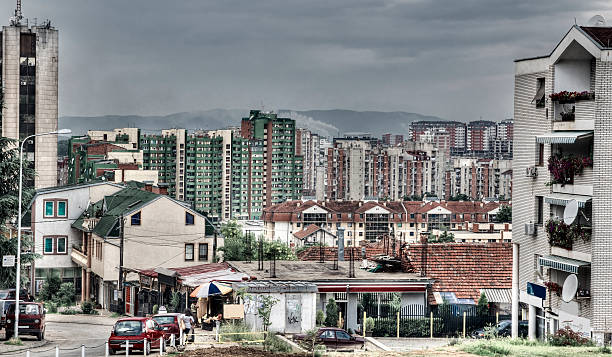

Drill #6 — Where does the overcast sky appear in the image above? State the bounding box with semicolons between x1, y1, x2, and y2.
2;1;612;122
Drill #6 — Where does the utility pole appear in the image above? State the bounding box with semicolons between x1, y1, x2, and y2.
118;215;124;314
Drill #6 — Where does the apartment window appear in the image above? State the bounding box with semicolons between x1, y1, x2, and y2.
131;212;141;226
347;231;352;236
44;237;53;254
359;214;364;219
185;212;195;225
198;243;209;261
296;222;301;227
359;223;363;228
536;196;544;225
534;78;545;108
537;143;545;166
410;222;415;227
43;199;68;218
336;213;341;219
43;236;67;255
410;213;415;219
410;232;414;236
359;232;363;237
185;244;194;261
421;223;426;228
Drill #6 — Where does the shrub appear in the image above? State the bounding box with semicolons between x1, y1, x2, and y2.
266;334;292;353
152;305;159;315
463;342;510;356
81;301;95;314
55;282;76;306
324;299;338;327
365;317;375;331
38;274;61;302
548;326;593;346
372;317;444;337
483;324;498;339
219;321;263;343
60;308;78;315
316;310;325;326
44;301;58;313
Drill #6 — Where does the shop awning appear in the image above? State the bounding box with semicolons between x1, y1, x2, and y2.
480;288;512;303
535;131;593;144
538;255;590;274
544;193;592;208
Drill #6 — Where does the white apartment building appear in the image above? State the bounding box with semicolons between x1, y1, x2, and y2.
513;24;612;342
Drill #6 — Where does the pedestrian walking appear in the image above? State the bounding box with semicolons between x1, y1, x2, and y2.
182;309;195;343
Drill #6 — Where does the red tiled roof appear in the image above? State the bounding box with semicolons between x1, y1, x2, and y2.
138;262;231;278
293;224;321;239
581;26;612;48
402;243;512;304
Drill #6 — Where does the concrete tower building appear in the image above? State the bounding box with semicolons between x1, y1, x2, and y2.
1;6;59;188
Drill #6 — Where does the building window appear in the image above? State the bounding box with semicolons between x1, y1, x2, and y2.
535;78;545;107
359;232;363;237
536;196;544;225
198;243;209;261
43;199;68;218
57;201;67;217
131;212;141;226
410;232;414;236
296;222;301;227
43;236;67;255
44;237;53;254
44;201;54;217
185;212;194;225
537;143;544;166
185;244;194;261
56;237;66;254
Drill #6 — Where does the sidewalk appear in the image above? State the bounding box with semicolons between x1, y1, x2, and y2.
0;336;47;355
45;311;118;326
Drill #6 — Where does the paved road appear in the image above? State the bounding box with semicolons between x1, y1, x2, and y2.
23;321;110;357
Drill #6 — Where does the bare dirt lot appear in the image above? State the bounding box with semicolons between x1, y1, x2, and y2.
182;346;308;357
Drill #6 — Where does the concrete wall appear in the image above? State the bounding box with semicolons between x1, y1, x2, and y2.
34;27;59;189
554;60;591;92
243;292;316;334
1;27;20;141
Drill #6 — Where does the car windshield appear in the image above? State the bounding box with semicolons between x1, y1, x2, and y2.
497;321;511;329
8;304;39;315
153;316;175;325
114;321;143;336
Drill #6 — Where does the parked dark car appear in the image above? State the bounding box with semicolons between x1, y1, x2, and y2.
472;320;528;338
152;313;182;337
108;317;165;355
5;302;46;340
0;289;29;300
294;327;364;350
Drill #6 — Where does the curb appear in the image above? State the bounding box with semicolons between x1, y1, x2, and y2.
0;339;48;355
365;336;391;351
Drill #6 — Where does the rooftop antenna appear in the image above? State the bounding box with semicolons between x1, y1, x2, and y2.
15;0;22;23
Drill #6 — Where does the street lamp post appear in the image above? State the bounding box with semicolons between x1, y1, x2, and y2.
14;129;71;340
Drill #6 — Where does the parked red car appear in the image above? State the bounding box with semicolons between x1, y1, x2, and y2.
294;327;365;350
108;317;165;355
5;302;45;340
152;313;183;337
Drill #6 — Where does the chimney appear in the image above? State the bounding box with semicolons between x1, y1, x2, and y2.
473;223;479;233
505;223;509;232
144;182;153;192
159;186;168;195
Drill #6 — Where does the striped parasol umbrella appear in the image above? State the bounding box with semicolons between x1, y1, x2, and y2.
190;282;233;298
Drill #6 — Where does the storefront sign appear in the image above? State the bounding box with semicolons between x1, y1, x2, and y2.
223;304;245;319
139;274;152;289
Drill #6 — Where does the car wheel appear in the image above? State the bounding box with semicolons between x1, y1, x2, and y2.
36;331;43;341
109;349;116;355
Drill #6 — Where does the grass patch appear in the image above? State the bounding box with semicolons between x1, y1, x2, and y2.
460;339;612;357
110;312;123;318
4;338;23;346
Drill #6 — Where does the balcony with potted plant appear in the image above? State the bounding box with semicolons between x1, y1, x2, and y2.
551;91;595;131
545;218;591;250
547;154;593;195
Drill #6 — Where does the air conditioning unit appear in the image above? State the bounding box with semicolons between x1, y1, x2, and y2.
525;166;538;178
525;223;537;236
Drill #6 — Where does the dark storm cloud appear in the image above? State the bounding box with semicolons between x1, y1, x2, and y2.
2;0;612;122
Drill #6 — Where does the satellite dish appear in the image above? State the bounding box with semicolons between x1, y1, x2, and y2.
588;15;607;27
562;274;579;302
564;200;579;225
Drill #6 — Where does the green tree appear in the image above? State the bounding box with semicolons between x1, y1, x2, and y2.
38;272;62;302
477;292;489;316
219;220;245;261
56;282;76;306
324;299;339;327
449;193;470;201
496;205;512;223
0;126;37;288
427;231;455;243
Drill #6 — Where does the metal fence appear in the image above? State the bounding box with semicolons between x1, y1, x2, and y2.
363;303;510;338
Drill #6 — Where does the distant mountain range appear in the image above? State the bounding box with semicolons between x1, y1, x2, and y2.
59;109;447;138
